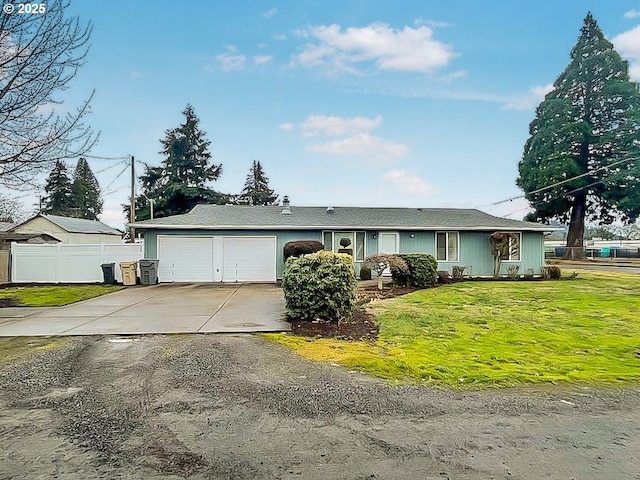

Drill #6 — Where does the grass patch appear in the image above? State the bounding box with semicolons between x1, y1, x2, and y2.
0;337;70;364
0;284;122;307
265;271;640;388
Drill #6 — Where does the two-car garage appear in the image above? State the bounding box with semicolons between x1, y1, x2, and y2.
157;235;277;283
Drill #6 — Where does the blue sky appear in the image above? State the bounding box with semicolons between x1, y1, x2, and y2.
7;0;640;228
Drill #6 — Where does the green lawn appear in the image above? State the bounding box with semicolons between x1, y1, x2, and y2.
0;284;122;307
266;271;640;388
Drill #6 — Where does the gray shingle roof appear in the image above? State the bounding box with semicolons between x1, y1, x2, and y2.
42;215;122;235
130;204;555;232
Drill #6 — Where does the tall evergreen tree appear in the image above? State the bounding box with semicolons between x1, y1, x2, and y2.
517;13;640;259
131;104;227;220
43;160;74;215
71;157;103;220
239;161;278;206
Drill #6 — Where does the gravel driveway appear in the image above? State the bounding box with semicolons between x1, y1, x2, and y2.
1;334;638;479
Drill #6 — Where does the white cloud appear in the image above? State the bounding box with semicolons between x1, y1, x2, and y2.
278;122;295;131
415;18;452;28
272;34;287;41
262;7;277;19
613;25;640;81
380;169;436;196
293;22;456;74
504;83;553;110
254;54;273;65
530;84;554;98
34;102;66;115
439;69;467;83
216;53;246;72
624;10;640;19
301;114;383;137
307;133;409;162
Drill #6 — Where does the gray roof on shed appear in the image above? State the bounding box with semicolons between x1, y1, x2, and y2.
130;204;554;232
41;215;122;235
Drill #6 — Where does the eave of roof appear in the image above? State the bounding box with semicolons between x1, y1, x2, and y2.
129;223;560;232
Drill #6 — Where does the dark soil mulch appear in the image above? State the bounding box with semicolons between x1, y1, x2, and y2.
287;285;423;341
289;310;378;341
0;297;19;307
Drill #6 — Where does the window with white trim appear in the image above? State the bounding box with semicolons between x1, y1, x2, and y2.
436;231;459;262
500;232;521;261
322;231;365;261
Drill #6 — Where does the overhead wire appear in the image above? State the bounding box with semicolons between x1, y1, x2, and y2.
95;159;128;174
488;155;638;206
101;163;130;195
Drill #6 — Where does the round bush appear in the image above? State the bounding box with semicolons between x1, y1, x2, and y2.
359;265;372;280
394;254;438;287
282;251;357;321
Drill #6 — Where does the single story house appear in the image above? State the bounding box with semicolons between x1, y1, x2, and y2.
0;232;60;250
10;214;122;244
129;198;556;283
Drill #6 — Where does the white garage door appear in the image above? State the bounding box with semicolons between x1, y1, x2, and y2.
158;236;214;282
223;237;276;282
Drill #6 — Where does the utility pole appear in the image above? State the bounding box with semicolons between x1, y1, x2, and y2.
129;155;135;242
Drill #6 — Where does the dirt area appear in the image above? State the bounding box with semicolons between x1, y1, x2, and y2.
289;285;421;340
1;334;639;479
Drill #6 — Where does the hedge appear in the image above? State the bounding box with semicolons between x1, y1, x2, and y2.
282;250;357;322
283;240;324;260
392;253;438;287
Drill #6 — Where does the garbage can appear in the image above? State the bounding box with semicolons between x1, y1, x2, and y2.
139;259;159;285
100;262;116;284
119;261;138;286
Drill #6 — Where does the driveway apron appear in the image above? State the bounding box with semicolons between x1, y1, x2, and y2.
0;284;290;336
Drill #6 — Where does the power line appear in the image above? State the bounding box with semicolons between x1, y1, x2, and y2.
95;159;128;174
490;155;638;206
101;163;129;194
82;154;131;161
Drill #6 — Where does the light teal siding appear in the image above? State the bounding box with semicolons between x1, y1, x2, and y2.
141;229;321;278
139;228;545;280
436;231;545;276
399;231;433;254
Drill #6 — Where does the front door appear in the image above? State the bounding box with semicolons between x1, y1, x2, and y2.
379;232;399;254
379;232;399;276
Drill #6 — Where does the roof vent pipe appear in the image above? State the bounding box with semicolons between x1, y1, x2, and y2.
281;195;292;215
326;207;334;214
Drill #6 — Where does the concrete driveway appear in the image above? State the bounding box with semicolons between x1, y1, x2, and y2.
0;284;290;336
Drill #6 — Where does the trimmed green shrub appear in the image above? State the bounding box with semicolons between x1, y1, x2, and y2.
359;265;372;280
393;253;438;287
282;250;357;321
283;240;324;260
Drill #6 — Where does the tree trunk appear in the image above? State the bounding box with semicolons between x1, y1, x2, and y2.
564;191;586;259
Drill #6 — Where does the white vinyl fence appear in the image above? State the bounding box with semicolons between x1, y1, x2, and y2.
11;242;144;283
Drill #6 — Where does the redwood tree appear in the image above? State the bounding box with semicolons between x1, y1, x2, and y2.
517;13;640;259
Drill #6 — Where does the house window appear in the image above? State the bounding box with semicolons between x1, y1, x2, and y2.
436;231;459;262
500;232;521;261
322;231;365;261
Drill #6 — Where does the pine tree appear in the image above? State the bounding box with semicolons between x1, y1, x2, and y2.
517;13;640;259
71;157;103;220
43;160;74;216
239;161;278;206
132;104;227;220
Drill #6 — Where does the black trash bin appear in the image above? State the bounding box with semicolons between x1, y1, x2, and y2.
100;262;116;284
139;259;159;285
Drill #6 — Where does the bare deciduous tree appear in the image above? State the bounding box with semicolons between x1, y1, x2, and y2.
0;0;97;188
0;192;26;222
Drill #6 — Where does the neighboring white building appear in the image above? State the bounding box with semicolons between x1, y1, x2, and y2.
10;214;122;244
